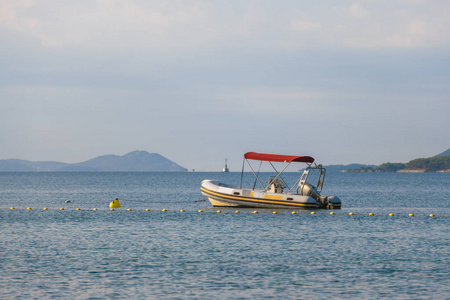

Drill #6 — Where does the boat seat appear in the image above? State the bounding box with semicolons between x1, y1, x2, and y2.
268;177;285;193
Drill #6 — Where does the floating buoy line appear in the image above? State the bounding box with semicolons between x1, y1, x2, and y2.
1;206;443;217
110;199;207;204
1;198;443;217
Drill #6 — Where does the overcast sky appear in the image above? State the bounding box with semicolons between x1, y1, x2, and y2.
1;0;449;171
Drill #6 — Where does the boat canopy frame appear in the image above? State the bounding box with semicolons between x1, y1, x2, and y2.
296;165;326;194
239;152;323;193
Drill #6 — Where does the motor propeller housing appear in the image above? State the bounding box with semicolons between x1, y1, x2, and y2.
300;182;320;199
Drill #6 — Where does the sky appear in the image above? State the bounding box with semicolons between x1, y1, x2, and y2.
1;0;449;171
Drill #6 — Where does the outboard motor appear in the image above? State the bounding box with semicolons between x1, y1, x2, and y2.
301;183;340;209
300;183;320;199
325;195;341;209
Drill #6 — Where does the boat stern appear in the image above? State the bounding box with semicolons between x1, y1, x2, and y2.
322;195;342;209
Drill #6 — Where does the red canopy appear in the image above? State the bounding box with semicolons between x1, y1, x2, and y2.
244;152;314;163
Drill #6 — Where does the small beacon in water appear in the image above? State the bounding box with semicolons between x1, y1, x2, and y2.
109;198;121;208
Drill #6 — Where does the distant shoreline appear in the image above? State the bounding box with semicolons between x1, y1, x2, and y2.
397;169;426;173
341;151;450;173
396;169;450;173
341;168;450;173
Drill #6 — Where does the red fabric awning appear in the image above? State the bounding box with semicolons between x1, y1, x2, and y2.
244;152;314;163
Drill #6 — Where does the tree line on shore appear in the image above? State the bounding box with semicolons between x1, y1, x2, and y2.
344;155;450;173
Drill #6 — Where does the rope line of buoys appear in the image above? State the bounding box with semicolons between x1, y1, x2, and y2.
0;207;443;217
108;198;207;204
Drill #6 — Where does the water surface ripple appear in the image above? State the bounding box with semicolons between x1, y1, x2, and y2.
1;172;449;299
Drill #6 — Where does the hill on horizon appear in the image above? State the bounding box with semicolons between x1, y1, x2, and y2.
339;147;450;172
322;163;377;173
0;151;187;172
435;148;450;157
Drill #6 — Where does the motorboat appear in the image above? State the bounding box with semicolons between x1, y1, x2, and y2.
201;152;341;209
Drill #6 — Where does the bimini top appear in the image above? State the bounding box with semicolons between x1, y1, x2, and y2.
244;152;314;163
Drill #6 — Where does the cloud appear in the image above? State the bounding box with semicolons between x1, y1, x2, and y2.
1;0;450;168
287;1;450;49
347;3;370;19
0;0;265;53
2;0;450;54
290;19;321;33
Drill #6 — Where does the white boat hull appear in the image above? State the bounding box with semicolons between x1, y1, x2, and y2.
201;180;341;209
208;197;240;207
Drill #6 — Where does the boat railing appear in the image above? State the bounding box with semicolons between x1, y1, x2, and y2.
295;165;326;195
240;155;326;195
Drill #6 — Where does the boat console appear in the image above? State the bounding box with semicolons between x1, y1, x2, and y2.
268;177;285;193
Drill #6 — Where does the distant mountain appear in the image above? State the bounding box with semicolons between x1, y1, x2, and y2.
435;148;450;157
0;151;187;172
63;151;187;172
0;160;37;171
17;160;69;171
0;159;69;171
324;164;375;173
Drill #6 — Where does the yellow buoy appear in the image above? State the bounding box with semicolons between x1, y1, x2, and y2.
217;210;221;213
389;213;394;216
291;211;297;215
27;207;32;210
330;212;335;215
409;213;414;217
198;209;203;213
162;209;167;212
235;210;240;213
43;207;48;210
127;208;132;211
60;208;64;211
273;211;277;214
369;213;374;216
311;211;315;215
10;207;15;210
110;208;115;211
76;208;81;210
253;210;258;214
109;198;121;208
180;209;185;212
349;212;354;215
145;208;150;211
429;214;435;217
93;208;98;211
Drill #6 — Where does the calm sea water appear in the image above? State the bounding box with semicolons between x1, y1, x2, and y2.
1;172;449;299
